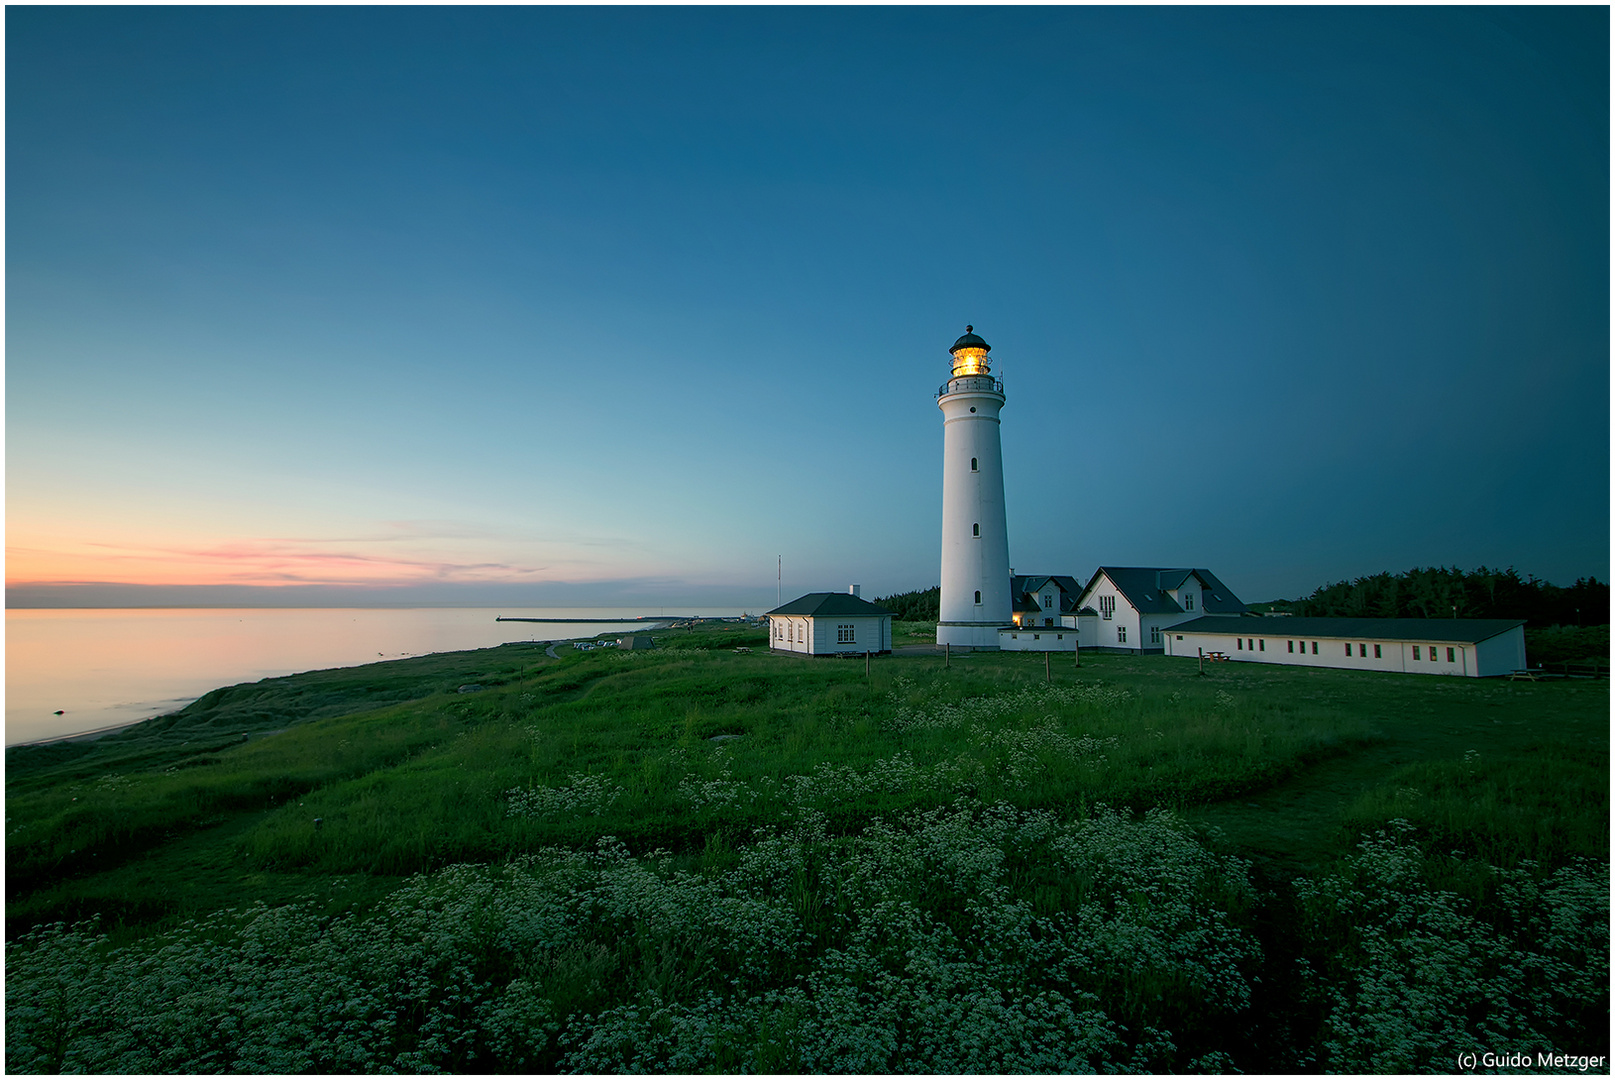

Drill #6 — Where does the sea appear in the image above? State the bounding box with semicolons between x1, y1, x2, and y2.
5;607;745;747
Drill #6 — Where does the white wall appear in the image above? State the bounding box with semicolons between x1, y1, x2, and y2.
937;378;1012;648
1165;577;1202;616
1080;573;1142;651
1029;581;1064;627
768;615;811;654
1162;625;1510;677
770;615;892;655
999;627;1077;651
1143;616;1173;651
1474;626;1526;675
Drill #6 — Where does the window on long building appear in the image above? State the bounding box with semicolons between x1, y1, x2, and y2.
1447;647;1456;662
1288;640;1294;653
1374;644;1382;658
1413;646;1420;660
1311;641;1318;654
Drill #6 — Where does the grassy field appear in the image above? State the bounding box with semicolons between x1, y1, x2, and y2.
7;623;1608;1072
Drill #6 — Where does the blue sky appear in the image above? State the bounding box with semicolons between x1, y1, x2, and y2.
7;6;1609;608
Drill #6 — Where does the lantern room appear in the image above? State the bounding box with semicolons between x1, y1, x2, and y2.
949;325;992;377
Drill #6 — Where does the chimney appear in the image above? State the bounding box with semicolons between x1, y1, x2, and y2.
849;584;861;597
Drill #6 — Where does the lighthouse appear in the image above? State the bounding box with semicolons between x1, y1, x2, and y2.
936;326;1012;649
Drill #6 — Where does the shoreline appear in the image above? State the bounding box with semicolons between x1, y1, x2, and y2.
8;719;148;749
7;615;756;749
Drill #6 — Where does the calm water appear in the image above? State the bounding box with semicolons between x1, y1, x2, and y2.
6;607;741;746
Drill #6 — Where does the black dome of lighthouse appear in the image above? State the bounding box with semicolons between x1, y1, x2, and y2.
950;326;990;354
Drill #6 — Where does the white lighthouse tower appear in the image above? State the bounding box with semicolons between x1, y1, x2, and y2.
936;326;1012;649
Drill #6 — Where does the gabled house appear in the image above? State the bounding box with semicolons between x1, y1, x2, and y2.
767;588;894;656
1075;567;1247;653
1010;574;1085;628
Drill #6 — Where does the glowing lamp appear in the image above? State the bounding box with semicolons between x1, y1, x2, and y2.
949;325;993;377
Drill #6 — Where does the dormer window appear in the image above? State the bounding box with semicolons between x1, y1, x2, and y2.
1185;594;1195;611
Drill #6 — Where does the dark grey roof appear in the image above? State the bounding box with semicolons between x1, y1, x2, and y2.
767;592;895;617
1155;569;1194;591
1081;567;1248;616
1169;615;1526;644
950;326;990;353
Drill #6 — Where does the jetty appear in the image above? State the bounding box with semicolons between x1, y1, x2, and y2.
496;616;685;624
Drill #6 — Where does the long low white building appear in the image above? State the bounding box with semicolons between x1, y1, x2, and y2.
998;625;1077;651
1163;616;1527;677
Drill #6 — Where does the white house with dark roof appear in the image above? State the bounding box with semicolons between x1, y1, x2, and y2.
1075;567;1247;653
1010;574;1085;628
1164;616;1526;677
767;588;894;656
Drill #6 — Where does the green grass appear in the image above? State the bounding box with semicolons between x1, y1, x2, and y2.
892;619;936;644
9;629;1607;932
6;624;1607;1071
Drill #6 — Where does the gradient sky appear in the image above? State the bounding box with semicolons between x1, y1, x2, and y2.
7;6;1609;608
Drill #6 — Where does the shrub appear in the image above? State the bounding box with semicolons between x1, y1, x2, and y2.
7;804;1263;1073
1296;822;1609;1073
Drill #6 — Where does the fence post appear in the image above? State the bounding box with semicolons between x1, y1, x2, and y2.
1045;651;1050;682
945;642;950;669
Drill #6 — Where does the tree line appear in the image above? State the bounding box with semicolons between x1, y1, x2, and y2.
878;568;1609;627
874;586;940;621
1291;566;1608;626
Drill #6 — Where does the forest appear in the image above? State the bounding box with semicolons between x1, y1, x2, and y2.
873;585;940;621
1290;567;1609;625
882;568;1609;627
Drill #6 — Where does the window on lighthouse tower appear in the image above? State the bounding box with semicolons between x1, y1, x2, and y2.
973;523;980;536
971;457;978;472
